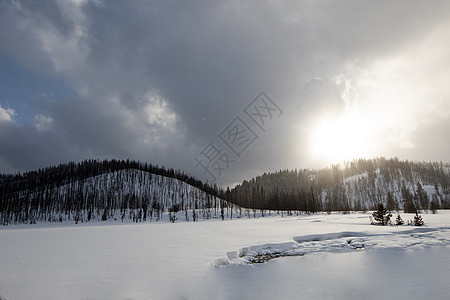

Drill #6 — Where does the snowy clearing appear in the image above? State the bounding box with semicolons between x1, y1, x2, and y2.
1;211;449;299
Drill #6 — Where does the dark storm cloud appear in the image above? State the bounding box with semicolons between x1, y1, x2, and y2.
1;0;450;185
0;119;74;171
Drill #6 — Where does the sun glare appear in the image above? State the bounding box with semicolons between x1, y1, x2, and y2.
310;113;373;164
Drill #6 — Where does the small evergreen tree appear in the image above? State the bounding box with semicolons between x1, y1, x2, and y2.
403;199;417;213
395;214;404;225
386;192;395;212
416;182;429;212
413;212;424;226
372;204;392;226
430;199;440;214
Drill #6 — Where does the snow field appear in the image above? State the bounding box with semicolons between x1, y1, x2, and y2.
0;211;449;299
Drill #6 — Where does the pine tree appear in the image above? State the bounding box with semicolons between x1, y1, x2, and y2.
403;198;417;213
416;182;429;212
372;204;392;226
395;214;404;225
430;199;440;214
386;192;395;212
413;212;424;226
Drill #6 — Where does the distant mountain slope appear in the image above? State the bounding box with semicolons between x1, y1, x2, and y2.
0;160;235;225
227;157;450;212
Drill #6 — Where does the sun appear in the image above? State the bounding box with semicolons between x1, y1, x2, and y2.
310;112;373;164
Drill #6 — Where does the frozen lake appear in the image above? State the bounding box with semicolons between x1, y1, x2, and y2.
1;212;449;299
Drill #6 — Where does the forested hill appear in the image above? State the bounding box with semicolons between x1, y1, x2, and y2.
2;157;450;225
1;159;220;197
0;159;230;225
227;157;450;213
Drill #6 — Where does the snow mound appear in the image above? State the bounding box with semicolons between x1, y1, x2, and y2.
217;227;450;266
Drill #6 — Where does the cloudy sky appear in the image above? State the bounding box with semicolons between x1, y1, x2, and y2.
1;0;449;186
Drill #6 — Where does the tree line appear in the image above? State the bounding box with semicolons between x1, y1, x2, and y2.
2;157;449;225
226;157;450;213
0;159;229;225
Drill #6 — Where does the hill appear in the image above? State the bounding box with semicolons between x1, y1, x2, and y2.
227;157;450;213
0;159;236;225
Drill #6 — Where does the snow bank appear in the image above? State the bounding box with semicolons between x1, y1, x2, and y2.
219;226;450;266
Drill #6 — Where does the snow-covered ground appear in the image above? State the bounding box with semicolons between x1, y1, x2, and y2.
1;211;449;299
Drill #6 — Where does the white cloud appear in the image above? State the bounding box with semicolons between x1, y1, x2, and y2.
98;92;180;150
35;114;54;132
0;105;15;122
332;23;450;152
35;1;90;73
335;75;358;111
143;92;177;130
